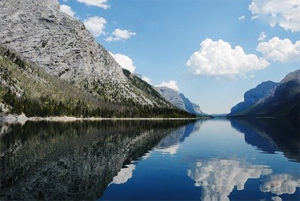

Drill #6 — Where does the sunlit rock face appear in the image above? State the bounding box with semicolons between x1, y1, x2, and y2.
187;159;272;201
0;0;124;84
155;86;205;115
0;0;168;106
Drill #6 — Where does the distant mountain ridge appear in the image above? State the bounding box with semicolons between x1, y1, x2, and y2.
229;69;300;117
155;86;205;115
229;81;278;116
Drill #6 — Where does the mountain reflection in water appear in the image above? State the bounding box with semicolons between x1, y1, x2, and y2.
230;118;300;162
0;120;192;200
1;118;299;200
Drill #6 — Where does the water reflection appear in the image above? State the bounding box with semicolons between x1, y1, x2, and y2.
187;159;272;201
111;164;136;185
261;174;300;201
1;118;299;200
230;118;300;162
0;120;193;200
111;121;201;185
156;121;201;155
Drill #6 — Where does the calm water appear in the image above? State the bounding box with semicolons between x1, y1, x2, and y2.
0;119;299;200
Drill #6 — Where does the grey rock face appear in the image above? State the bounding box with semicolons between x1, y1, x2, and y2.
155;86;204;115
229;81;278;115
0;0;163;106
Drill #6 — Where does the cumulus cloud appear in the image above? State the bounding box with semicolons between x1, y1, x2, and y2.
186;39;269;79
83;16;106;37
249;0;300;32
77;0;110;9
110;52;136;73
258;32;267;41
257;37;300;62
187;159;272;201
155;80;180;91
60;4;75;18
238;15;245;22
106;29;136;42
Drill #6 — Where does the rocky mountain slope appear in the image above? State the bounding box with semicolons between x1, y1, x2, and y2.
229;70;300;117
229;81;278;116
0;0;171;108
155;86;205;115
0;45;193;118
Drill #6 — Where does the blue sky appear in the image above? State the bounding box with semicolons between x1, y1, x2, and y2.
59;0;300;114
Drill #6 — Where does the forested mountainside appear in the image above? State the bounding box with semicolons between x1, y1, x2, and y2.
229;70;300;118
0;0;195;118
0;44;192;118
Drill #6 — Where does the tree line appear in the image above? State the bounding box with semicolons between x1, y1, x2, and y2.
1;88;195;118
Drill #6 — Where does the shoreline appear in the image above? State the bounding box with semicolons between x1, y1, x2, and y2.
0;114;203;124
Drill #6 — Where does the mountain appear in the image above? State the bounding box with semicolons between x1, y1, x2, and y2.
0;0;170;108
229;70;300;117
229;81;278;116
0;0;194;118
155;86;205;115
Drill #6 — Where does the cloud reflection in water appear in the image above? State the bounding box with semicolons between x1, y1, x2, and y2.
187;159;272;201
261;173;300;201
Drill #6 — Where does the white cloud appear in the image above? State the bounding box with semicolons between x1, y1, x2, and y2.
60;4;75;18
134;74;152;84
110;52;136;73
106;28;136;42
186;39;269;79
238;15;245;22
258;32;267;41
188;159;272;201
249;0;300;32
257;37;300;62
83;16;106;37
77;0;110;9
155;80;179;91
140;75;152;84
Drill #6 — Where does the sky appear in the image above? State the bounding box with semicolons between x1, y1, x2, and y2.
58;0;300;114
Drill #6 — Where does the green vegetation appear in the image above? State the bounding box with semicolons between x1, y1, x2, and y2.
0;44;195;118
122;68;166;102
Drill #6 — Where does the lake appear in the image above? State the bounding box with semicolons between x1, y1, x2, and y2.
0;118;299;200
